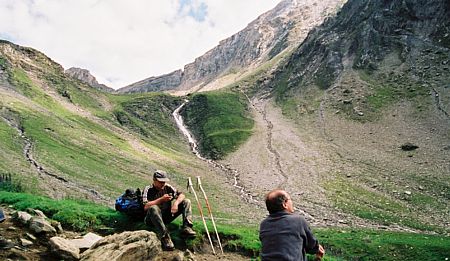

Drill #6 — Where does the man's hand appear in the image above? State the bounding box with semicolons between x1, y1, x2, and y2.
159;194;173;203
315;244;325;260
171;204;179;215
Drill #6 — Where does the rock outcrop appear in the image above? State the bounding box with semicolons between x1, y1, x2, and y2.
1;207;205;261
272;0;450;92
65;67;114;92
117;0;347;94
50;236;81;260
119;69;183;93
80;230;161;261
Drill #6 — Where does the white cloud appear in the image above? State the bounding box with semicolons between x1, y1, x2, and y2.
0;0;281;89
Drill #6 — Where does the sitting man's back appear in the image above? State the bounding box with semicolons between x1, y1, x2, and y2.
259;189;324;261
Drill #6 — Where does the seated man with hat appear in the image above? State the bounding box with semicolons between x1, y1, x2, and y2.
142;170;196;250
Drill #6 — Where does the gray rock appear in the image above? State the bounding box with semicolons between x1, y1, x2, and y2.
29;216;57;235
20;238;33;247
401;143;419;151
51;220;64;234
80;230;161;261
69;232;103;250
14;211;32;225
26;233;37;241
183;249;196;261
65;67;114;92
32;209;47;219
0;208;5;223
50;236;80;261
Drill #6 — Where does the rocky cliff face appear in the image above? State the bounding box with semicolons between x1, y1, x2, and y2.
272;0;450;93
65;67;114;93
117;0;347;94
118;69;183;93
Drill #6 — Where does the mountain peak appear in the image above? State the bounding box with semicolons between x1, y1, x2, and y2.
65;67;113;92
117;0;347;94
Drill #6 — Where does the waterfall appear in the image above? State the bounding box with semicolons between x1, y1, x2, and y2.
172;100;260;205
172;100;205;160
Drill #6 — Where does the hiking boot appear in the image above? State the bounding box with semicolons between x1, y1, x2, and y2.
161;234;175;251
181;226;196;237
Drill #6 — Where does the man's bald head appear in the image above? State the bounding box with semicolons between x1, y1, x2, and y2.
265;189;290;214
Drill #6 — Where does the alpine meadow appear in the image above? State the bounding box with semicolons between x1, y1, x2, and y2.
0;0;449;260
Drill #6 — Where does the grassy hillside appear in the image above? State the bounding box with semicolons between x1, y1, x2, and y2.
110;93;186;152
181;91;254;160
0;41;206;199
0;67;182;197
0;40;261;230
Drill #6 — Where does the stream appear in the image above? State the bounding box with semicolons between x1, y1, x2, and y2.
172;100;259;205
0;114;108;203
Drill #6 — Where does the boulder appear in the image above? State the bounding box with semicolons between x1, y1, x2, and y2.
14;211;32;225
80;230;161;261
69;232;103;250
29;216;57;235
50;236;80;261
400;142;419;151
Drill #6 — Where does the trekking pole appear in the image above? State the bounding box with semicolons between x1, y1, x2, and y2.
187;177;216;254
196;176;223;254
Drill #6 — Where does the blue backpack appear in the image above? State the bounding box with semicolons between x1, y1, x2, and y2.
115;188;145;218
0;208;5;223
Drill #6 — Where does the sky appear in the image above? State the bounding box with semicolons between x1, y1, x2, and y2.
0;0;281;89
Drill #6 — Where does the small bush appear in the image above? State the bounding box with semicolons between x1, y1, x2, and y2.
0;173;23;192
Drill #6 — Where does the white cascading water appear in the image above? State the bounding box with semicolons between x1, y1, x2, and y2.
172;100;259;204
172;100;205;160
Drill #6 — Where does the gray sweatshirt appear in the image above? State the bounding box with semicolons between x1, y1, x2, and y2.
259;211;320;261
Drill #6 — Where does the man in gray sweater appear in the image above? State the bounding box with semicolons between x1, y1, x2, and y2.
259;189;325;261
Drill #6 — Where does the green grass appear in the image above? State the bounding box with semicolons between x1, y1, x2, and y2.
43;71;113;118
0;66;195;198
277;86;325;120
19;110;151;193
0;94;153;194
0;56;7;67
111;93;186;151
0;191;125;231
324;178;439;232
1;191;448;260
317;228;450;261
9;67;66;112
359;70;431;116
181;91;254;159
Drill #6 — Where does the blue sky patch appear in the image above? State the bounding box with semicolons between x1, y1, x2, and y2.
178;0;208;22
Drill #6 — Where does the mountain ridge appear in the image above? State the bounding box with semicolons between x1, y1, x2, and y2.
117;0;347;94
65;67;114;93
